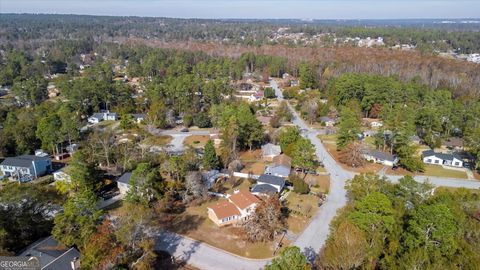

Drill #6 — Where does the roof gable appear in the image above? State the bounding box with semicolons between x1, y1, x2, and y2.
257;174;286;187
228;190;260;210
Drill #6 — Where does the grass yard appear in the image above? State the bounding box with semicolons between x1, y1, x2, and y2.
305;174;330;193
143;135;173;146
318;134;338;144
284;193;319;234
240;150;267;175
184;135;210;148
167;198;281;259
421;164;468;179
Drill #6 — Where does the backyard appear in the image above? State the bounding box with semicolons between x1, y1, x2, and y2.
184;135;210;148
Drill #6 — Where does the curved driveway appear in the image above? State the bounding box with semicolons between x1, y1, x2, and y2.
155;79;480;269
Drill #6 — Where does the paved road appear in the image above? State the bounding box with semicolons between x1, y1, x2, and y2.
153;80;480;269
271;79;351;255
155;231;268;270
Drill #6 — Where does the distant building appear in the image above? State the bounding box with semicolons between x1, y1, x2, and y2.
362;118;383;128
207;190;260;227
422;150;463;168
19;236;80;270
87;111;118;124
319;116;337;127
0;155;52;182
131;113;146;124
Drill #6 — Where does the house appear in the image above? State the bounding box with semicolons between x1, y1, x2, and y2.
132;113;146;124
53;167;71;182
0;155;52;182
87;111;118;124
264;154;292;178
319;116;337;127
261;143;281;161
362;130;377;138
207;190;260;227
19;236;80;270
251;174;286;195
422;150;463;168
363;149;398;167
362;118;383;128
116;172;132;195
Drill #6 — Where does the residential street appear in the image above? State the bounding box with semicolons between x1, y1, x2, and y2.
154;79;480;270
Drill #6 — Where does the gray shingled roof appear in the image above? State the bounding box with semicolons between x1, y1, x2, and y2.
257;174;286;187
251;184;278;194
19;236;80;270
116;172;132;184
43;248;80;270
422;150;461;161
1;155;50;168
363;149;397;162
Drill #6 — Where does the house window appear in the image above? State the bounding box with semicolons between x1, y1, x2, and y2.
426;159;432;163
454;162;460;166
435;160;439;164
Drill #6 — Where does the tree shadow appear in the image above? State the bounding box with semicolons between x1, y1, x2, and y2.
166;214;205;235
154;231;202;267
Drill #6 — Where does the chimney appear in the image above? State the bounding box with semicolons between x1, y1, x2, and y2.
71;257;80;270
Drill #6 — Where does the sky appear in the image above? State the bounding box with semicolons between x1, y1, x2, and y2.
0;0;479;19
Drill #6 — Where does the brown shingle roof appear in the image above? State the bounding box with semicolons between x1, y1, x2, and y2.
272;154;292;167
208;201;241;220
229;190;260;210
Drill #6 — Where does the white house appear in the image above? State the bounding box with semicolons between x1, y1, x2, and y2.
88;111;118;124
0;155;52;182
422;150;463;168
264;154;292;178
363;149;399;167
251;174;286;195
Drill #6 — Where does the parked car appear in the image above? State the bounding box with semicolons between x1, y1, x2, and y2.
180;127;189;132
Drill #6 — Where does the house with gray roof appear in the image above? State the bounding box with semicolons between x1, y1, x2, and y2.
0;155;52;182
422;150;463;168
19;236;80;270
261;143;281;161
319;116;337;127
251;174;286;196
264;154;292;178
131;113;146;124
362;149;398;167
116;172;132;195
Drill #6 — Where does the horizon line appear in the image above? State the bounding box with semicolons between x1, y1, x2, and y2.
1;12;480;21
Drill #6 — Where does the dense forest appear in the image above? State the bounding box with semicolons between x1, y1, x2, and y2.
318;173;480;269
1;14;480;53
0;13;480;269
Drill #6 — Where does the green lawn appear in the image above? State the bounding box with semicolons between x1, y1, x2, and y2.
284;193;319;234
422;165;468;179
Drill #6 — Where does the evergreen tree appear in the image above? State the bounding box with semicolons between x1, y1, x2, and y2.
203;139;219;170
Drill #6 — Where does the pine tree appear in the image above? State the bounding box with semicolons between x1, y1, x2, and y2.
203;139;219;170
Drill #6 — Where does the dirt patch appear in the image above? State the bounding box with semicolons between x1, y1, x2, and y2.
184;135;210;148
